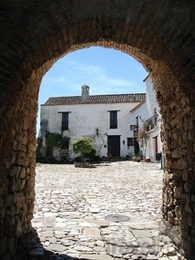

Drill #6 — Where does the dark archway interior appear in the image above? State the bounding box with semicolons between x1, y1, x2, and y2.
0;1;195;259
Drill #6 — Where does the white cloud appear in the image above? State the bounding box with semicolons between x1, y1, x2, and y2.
39;55;147;100
40;61;145;100
67;59;104;74
58;58;140;93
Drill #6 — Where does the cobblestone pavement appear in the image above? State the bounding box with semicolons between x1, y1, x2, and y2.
28;161;186;260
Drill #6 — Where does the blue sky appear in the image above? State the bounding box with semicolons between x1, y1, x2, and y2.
37;46;148;134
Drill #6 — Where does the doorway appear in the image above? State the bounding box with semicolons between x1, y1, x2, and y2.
107;135;120;157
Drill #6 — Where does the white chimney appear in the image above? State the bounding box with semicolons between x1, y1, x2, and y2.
81;85;90;102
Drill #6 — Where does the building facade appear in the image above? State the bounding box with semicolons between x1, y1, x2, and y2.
144;76;162;161
39;86;146;161
38;78;162;162
130;76;162;162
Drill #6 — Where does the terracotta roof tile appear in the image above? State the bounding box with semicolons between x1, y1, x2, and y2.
42;93;146;106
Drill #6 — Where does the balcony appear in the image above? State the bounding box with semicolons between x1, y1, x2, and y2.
145;115;158;131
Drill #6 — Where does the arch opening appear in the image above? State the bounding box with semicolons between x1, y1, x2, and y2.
33;45;174;260
0;2;195;258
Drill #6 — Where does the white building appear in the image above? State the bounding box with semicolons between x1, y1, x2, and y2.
39;86;145;160
38;77;162;162
141;76;162;161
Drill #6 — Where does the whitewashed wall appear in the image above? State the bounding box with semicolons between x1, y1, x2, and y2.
130;101;146;129
40;77;163;161
41;102;140;158
127;76;163;161
144;76;162;161
145;76;159;118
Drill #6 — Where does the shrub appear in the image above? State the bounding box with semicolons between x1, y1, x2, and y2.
73;137;93;161
132;154;141;162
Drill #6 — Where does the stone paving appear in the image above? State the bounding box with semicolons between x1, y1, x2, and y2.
28;161;186;260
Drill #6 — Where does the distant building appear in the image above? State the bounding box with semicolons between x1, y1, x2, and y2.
130;76;162;162
38;77;162;162
144;76;162;161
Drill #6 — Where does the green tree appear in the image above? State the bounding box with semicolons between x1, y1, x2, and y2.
73;137;94;161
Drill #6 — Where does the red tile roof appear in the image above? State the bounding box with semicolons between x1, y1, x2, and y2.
42;93;146;106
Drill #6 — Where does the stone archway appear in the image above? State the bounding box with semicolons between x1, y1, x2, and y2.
0;1;195;258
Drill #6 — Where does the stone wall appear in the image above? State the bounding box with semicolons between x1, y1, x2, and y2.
0;72;41;258
153;67;195;257
0;1;195;259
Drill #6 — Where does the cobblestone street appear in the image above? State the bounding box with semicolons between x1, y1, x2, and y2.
30;161;185;260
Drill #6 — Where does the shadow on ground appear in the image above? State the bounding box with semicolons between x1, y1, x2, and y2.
15;228;95;260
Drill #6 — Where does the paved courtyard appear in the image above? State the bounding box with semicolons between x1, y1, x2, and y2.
30;161;185;260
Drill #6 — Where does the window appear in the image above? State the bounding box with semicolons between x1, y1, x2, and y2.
127;138;134;146
62;112;69;130
110;111;117;129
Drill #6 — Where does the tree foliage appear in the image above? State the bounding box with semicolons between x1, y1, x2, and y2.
73;137;93;157
46;132;62;148
36;132;69;162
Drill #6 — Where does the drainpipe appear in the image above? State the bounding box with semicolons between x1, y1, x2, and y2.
136;116;139;130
